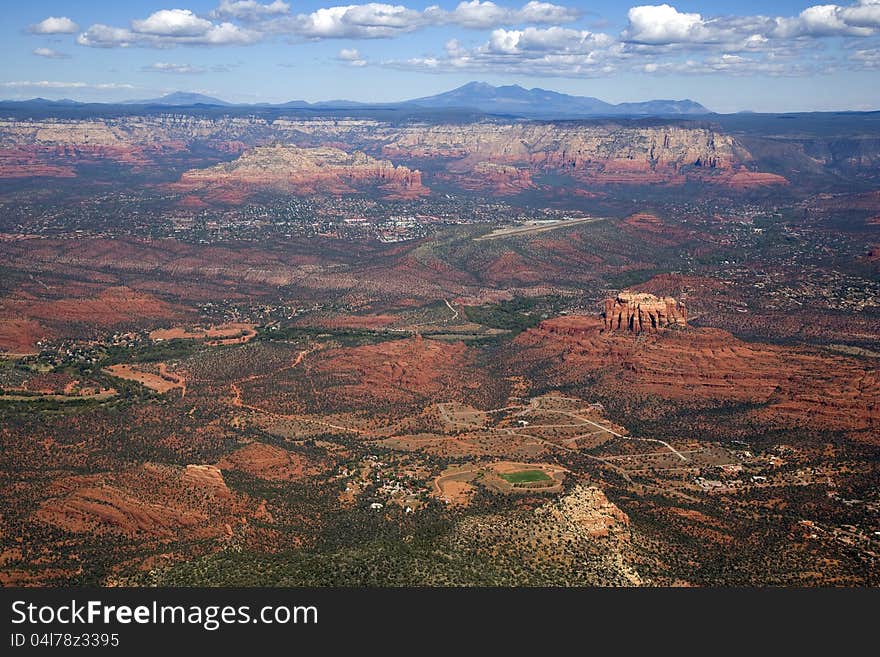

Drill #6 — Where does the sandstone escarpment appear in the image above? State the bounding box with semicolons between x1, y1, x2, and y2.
381;122;782;189
0;115;787;190
177;144;428;199
0;116;273;147
0;117;246;178
604;292;687;332
384;122;737;166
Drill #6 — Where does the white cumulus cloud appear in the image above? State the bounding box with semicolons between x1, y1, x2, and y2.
624;2;880;46
77;24;137;48
29;16;79;34
78;10;260;48
132;9;215;37
774;4;874;37
487;26;612;53
291;5;423;39
623;4;723;44
841;0;880;27
388;25;618;77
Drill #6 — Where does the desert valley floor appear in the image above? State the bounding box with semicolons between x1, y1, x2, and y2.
0;104;877;586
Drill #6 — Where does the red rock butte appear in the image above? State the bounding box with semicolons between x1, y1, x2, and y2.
603;292;687;333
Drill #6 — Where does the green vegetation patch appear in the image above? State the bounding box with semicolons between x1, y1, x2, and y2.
463;295;563;333
602;268;660;290
99;339;204;366
0;395;112;415
498;470;551;484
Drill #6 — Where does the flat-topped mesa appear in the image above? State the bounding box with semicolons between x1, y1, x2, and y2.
603;292;687;333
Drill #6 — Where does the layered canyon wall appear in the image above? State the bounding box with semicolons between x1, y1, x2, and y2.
0;115;786;190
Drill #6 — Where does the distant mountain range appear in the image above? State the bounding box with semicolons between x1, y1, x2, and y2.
122;91;231;106
1;82;711;118
409;82;709;117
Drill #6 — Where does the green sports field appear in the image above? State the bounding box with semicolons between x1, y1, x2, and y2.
498;470;551;484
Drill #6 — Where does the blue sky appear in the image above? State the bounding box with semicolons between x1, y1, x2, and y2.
3;1;880;111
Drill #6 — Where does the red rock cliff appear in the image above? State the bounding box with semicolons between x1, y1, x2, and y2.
603;292;687;333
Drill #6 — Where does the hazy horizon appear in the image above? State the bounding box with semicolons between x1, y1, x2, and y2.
6;80;880;115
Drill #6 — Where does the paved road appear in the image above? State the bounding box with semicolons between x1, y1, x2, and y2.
443;298;459;322
553;410;689;462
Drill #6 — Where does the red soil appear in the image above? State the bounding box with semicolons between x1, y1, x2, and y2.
25;287;178;326
104;363;185;394
621;212;696;246
286;336;488;413
0;319;49;354
306;315;399;329
217;443;320;481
